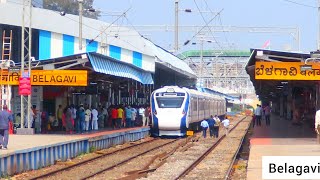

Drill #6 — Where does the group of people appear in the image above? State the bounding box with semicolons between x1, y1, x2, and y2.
39;104;152;134
110;105;151;129
253;104;271;127
200;115;230;138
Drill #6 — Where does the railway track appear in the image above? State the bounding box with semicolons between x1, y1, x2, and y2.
137;115;251;180
28;138;178;180
178;116;251;180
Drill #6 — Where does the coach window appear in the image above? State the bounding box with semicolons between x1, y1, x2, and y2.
199;99;205;110
193;99;197;111
156;97;184;108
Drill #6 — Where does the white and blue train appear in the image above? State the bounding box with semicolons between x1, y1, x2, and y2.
150;86;226;136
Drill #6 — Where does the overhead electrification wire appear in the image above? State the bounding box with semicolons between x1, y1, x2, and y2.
193;0;223;50
282;0;317;8
183;8;224;47
203;0;233;50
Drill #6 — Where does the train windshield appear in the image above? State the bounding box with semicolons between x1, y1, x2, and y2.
156;97;184;108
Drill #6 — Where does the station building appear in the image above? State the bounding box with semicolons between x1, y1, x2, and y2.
246;48;319;128
0;2;196;122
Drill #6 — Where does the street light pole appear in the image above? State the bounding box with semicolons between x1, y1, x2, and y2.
174;0;179;53
78;0;83;51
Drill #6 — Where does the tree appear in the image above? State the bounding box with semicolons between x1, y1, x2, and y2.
43;0;100;19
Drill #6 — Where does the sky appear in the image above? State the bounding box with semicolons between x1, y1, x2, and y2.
92;0;318;54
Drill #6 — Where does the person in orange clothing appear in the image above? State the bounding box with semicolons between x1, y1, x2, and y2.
111;106;118;129
8;109;13;134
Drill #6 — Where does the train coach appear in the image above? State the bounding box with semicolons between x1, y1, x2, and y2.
150;86;226;136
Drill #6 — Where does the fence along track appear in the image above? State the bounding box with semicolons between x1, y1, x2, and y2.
29;138;159;180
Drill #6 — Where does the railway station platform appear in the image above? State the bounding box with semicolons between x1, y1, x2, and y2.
0;126;150;176
246;114;319;180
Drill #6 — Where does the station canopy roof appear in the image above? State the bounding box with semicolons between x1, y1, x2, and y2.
18;52;154;84
196;87;239;101
245;48;311;102
0;2;196;80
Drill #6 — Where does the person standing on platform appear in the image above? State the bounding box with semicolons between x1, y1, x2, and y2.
144;105;151;126
41;109;49;134
207;115;215;138
221;117;230;136
0;105;13;149
102;106;108;128
264;105;271;126
111;106;118;129
70;105;77;130
200;119;209;138
78;105;85;133
131;106;137;127
213;115;221;138
85;106;91;131
117;106;124;129
91;107;98;131
139;106;145;126
65;106;74;134
125;106;132;128
255;105;263;126
56;105;63;131
315;109;320;144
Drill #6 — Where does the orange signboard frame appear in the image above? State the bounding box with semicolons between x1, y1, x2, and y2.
255;61;320;80
0;70;87;86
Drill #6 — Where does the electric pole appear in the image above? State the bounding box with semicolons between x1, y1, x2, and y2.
79;0;83;51
19;0;32;133
174;0;179;52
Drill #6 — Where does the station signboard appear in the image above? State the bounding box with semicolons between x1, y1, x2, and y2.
255;62;320;80
0;70;87;86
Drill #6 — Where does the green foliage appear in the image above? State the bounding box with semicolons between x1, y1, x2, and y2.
43;0;100;19
0;173;11;179
89;146;96;153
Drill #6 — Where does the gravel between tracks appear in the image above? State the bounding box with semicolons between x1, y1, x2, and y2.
183;117;251;180
13;137;154;180
42;139;176;180
139;116;250;180
89;139;186;180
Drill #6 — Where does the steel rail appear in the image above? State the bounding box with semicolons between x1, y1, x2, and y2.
81;139;180;180
175;116;247;180
29;138;158;180
224;117;251;180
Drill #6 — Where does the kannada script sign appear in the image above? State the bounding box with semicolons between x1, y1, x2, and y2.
255;62;320;80
0;70;87;86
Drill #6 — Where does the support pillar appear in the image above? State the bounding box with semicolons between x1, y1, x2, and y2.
280;95;284;118
287;87;292;120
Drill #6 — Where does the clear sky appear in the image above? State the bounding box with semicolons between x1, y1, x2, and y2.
93;0;319;54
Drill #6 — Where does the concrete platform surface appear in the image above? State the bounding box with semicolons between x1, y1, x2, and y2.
247;114;319;180
0;127;147;158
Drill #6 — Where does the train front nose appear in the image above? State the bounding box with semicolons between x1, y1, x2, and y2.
157;109;182;130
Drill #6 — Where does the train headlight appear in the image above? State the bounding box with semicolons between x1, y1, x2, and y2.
154;110;157;115
182;110;185;115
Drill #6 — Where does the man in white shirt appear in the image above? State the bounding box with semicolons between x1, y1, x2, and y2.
255;105;263;126
85;107;91;131
315;109;320;143
138;107;145;126
200;119;209;138
221;117;230;135
91;107;98;130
